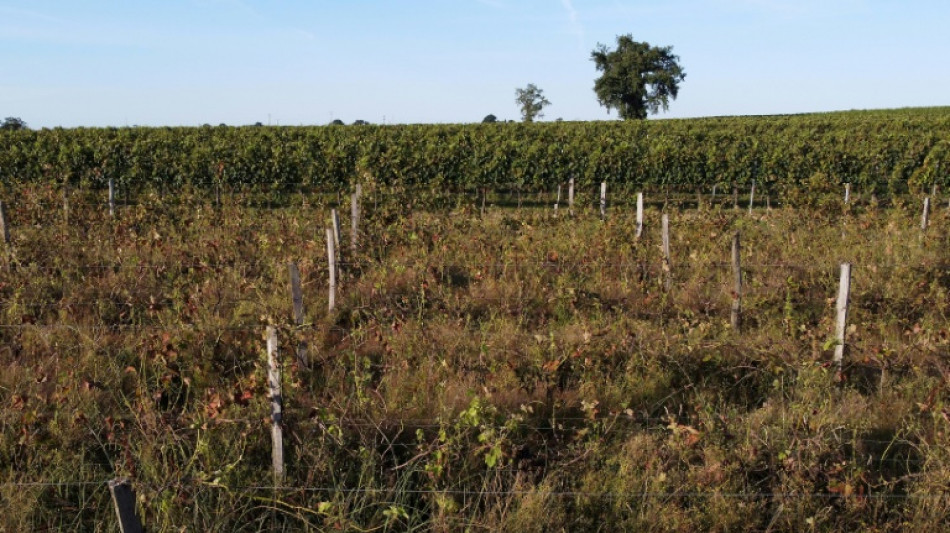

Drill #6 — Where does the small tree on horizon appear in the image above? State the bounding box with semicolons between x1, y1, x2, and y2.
1;117;28;130
515;84;551;123
482;114;498;123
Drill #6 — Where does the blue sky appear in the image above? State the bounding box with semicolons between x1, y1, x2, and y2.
1;0;948;128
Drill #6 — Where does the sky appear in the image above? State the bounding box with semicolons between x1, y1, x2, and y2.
1;0;948;128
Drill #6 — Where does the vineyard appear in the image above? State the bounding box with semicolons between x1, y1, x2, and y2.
1;107;949;196
0;174;948;530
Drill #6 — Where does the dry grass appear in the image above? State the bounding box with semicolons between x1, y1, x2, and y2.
0;184;948;530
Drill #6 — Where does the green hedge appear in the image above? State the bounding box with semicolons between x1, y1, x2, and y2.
1;108;948;194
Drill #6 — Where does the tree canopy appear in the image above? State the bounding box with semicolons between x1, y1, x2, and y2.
591;35;685;120
1;117;28;131
514;84;551;123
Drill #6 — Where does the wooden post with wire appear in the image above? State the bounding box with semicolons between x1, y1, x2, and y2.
108;179;115;217
331;208;342;263
833;263;852;371
288;262;308;369
636;192;644;239
0;200;9;245
600;182;607;221
568;177;575;215
662;213;672;292
844;183;851;204
350;185;361;253
731;232;742;329
327;228;337;311
554;184;561;215
109;478;144;533
266;326;285;484
921;197;930;230
748;180;755;215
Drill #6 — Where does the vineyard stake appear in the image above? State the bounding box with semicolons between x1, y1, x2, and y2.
331;208;341;263
266;326;285;484
844;183;851;204
731;232;742;330
288;262;308;369
327;228;337;311
921;197;930;230
350;190;360;253
733;183;738;210
0;200;9;244
108;178;115;217
748;180;755;215
63;187;69;223
568;177;575;215
554;184;561;215
635;192;644;239
109;479;144;533
711;184;718;203
833;263;852;370
662;213;672;292
600;182;607;221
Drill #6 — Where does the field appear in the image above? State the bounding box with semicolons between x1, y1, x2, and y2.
0;180;948;531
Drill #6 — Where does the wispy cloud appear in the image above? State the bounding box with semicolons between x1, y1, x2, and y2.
561;0;585;50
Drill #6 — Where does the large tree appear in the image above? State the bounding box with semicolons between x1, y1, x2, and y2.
514;84;551;123
591;35;685;120
1;117;27;130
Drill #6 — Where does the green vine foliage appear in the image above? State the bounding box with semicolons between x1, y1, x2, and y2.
1;108;948;194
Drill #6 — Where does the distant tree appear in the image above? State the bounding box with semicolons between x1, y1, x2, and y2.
1;117;28;131
482;114;498;123
514;84;551;123
353;119;370;126
253;122;264;127
591;34;686;120
329;119;345;126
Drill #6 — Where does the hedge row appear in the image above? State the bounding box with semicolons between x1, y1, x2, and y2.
1;108;948;194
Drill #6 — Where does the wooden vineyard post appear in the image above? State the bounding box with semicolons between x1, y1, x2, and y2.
108;178;116;217
480;188;487;218
350;185;361;253
326;228;337;311
266;326;285;484
568;177;575;215
731;232;742;329
662;213;672;292
733;183;739;210
63;187;70;223
833;263;852;371
288;262;308;369
921;197;930;231
109;478;144;533
748;180;756;215
600;182;607;221
0;200;9;245
331;208;342;264
554;184;561;215
844;183;851;204
635;192;644;239
711;184;718;204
